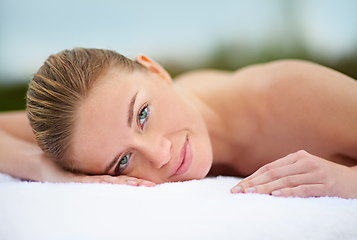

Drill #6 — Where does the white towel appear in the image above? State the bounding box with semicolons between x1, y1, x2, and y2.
1;173;356;240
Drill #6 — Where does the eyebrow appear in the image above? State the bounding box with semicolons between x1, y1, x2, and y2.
127;91;138;127
104;91;138;175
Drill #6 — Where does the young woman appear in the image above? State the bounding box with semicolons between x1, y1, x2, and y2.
1;48;356;198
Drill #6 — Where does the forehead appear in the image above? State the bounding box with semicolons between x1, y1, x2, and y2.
70;69;141;172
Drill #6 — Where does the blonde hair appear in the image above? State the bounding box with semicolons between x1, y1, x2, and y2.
26;48;145;171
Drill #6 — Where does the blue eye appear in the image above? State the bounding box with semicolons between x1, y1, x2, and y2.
115;154;130;174
138;104;149;129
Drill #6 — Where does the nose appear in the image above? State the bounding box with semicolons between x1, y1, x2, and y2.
140;135;172;169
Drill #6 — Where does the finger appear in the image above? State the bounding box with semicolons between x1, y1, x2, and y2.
242;152;301;182
136;179;156;187
79;175;134;185
232;162;305;193
120;176;156;187
272;184;326;198
80;176;105;183
236;151;312;190
114;176;140;186
78;175;156;187
125;179;140;186
110;176;156;187
251;172;320;195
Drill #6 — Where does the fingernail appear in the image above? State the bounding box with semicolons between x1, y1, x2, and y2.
127;180;137;186
231;185;242;193
246;187;256;193
272;190;281;196
142;182;156;187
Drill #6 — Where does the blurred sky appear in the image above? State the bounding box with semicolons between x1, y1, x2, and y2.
1;0;357;83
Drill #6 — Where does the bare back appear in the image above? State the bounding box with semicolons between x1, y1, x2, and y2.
174;60;357;176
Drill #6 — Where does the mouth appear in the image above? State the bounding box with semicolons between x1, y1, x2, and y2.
170;136;192;177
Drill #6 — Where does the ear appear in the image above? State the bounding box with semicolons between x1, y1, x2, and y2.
135;55;172;85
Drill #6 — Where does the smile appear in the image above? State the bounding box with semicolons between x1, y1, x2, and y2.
170;136;192;177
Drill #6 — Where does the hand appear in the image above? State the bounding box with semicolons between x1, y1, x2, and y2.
74;174;156;187
38;153;156;187
230;150;357;199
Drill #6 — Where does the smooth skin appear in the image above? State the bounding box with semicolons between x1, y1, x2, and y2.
70;57;213;184
0;112;155;186
174;58;357;198
0;56;357;198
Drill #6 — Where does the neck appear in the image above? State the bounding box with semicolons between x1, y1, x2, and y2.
173;83;235;166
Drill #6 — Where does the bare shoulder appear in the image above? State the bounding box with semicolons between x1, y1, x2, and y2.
260;59;357;108
173;69;232;90
263;59;356;84
259;59;357;158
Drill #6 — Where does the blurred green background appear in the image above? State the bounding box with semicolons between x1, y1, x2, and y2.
0;83;28;111
1;0;356;112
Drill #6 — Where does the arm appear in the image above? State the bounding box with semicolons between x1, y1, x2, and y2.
0;111;42;180
231;60;357;198
0;111;155;186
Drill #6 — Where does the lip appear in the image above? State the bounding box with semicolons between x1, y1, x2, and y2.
170;136;192;177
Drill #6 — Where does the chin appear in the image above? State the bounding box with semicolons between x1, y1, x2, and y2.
187;157;213;181
189;137;213;179
169;163;211;183
198;161;213;179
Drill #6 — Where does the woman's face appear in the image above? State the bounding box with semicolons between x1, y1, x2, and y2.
70;56;213;183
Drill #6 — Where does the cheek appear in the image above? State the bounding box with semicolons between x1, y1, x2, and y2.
164;98;200;129
153;96;190;129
